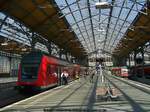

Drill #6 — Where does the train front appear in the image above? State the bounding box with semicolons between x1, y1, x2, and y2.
16;52;42;90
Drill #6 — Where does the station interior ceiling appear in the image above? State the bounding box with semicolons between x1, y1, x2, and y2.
0;0;150;60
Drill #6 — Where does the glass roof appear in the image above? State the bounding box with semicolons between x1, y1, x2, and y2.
55;0;147;57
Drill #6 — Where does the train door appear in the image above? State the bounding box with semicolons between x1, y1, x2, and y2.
136;67;143;77
144;66;150;78
46;64;58;84
54;66;59;85
121;68;128;77
57;66;63;85
46;64;52;85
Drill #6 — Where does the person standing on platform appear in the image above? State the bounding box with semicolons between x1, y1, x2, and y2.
61;70;69;85
84;69;88;80
99;64;104;83
90;70;95;83
75;71;82;83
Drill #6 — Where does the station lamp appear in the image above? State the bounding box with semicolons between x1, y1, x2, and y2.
21;48;27;51
95;1;111;9
124;37;133;41
97;28;105;32
1;42;8;46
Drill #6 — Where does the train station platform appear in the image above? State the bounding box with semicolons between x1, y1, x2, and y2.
0;77;17;84
0;71;150;112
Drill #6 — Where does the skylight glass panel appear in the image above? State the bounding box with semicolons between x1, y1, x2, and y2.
112;7;121;17
65;14;75;25
119;8;130;20
0;13;6;20
67;0;76;5
127;10;138;22
61;7;70;15
73;11;82;21
55;0;67;10
70;3;78;12
101;9;110;15
81;9;90;19
79;0;87;8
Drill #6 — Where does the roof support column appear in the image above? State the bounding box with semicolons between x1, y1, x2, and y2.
133;50;137;77
0;15;8;31
65;52;69;62
112;56;127;66
141;46;145;78
8;57;11;76
134;50;137;66
78;56;89;66
128;54;131;68
46;41;51;55
59;49;62;59
31;33;37;51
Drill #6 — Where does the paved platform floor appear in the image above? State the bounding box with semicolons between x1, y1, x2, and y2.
0;71;150;112
0;77;17;83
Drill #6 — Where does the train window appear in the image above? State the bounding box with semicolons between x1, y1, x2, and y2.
21;64;39;79
47;64;57;76
55;67;58;76
47;65;51;76
57;66;63;78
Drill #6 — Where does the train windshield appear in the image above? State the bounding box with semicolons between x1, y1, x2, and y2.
21;64;39;80
20;52;42;80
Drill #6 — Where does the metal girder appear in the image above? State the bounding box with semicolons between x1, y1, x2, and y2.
109;1;136;52
103;0;115;50
87;48;113;56
87;0;96;52
76;1;93;52
63;0;91;52
0;15;8;30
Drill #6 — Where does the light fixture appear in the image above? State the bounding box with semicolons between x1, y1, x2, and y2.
60;27;73;32
97;28;105;32
124;38;132;41
1;42;8;46
95;2;111;9
21;48;27;51
129;27;134;31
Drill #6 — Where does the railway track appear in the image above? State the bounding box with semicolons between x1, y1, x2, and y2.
0;81;40;108
0;82;16;90
0;78;89;109
0;73;150;111
103;71;150;112
0;77;96;111
104;71;150;93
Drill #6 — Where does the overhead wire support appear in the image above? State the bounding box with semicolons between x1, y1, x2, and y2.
87;0;97;53
103;0;115;51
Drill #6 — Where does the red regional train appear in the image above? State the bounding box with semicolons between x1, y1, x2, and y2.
111;67;129;78
16;51;82;90
129;64;150;79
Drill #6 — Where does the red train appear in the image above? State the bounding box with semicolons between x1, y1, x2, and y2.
129;64;150;79
111;67;129;78
16;51;82;90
